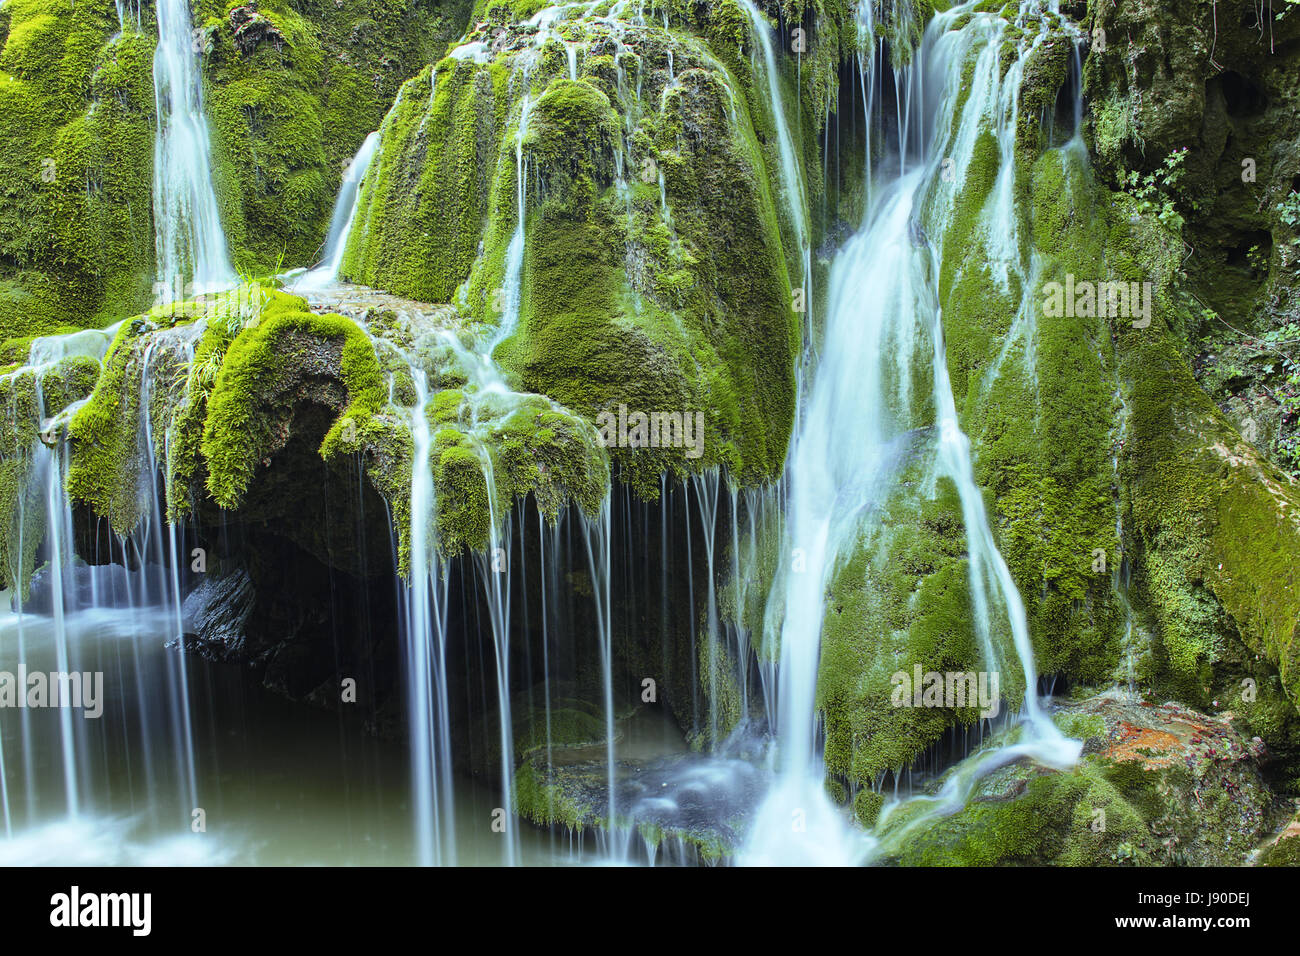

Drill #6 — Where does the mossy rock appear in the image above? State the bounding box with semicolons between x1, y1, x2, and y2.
876;695;1278;866
198;0;476;275
0;0;157;337
343;13;801;495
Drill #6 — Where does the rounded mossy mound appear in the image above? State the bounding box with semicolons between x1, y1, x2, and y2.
58;284;611;570
341;13;801;494
60;287;417;549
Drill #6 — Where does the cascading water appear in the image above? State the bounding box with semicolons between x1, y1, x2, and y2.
295;132;383;291
0;323;220;861
742;0;1080;865
738;0;813;351
490;95;534;354
363;317;461;867
152;0;235;297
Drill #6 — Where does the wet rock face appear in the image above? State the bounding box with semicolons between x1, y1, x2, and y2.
177;531;405;735
1065;0;1300;746
182;567;255;659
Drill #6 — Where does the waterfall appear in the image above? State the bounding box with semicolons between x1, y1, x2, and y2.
490;95;534;353
477;472;522;865
580;503;617;854
0;0;1117;868
742;1;1079;865
738;0;812;344
2;330;114;826
392;333;458;866
405;367;442;865
295;132;383;292
152;0;234;297
114;0;141;35
0;323;216;859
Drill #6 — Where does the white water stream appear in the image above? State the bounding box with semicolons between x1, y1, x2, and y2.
737;0;813;349
152;0;235;297
295;132;383;291
742;0;1080;865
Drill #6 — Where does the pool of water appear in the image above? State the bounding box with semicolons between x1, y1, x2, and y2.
0;605;579;865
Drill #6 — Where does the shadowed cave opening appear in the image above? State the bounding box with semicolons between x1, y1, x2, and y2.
62;390;762;798
1215;70;1269;119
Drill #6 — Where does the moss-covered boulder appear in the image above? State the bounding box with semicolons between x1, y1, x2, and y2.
875;694;1280;865
509;699;761;863
341;8;802;493
58;282;609;571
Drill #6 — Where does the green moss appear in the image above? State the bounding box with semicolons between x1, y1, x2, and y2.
1007;117;1300;731
38;354;100;412
201;289;384;507
345;17;800;497
431;441;491;554
0;372;41;455
513;760;596;832
1090;93;1141;170
1095;190;1300;710
0;0;156;337
1258;833;1300;867
818;474;1017;785
1053;711;1105;742
0;366;43;595
884;761;1152;866
341;57;509;300
486;397;608;523
65;320;154;529
854;788;884;826
695;624;743;746
199;0;474;274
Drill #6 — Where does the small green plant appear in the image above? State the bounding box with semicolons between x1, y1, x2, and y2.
1199;301;1300;477
1278;192;1300;248
1247;243;1270;275
1257;323;1300;475
187;348;226;398
1111;841;1140;864
1123;148;1190;229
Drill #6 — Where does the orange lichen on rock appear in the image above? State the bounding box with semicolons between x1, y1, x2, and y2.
1104;722;1183;769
